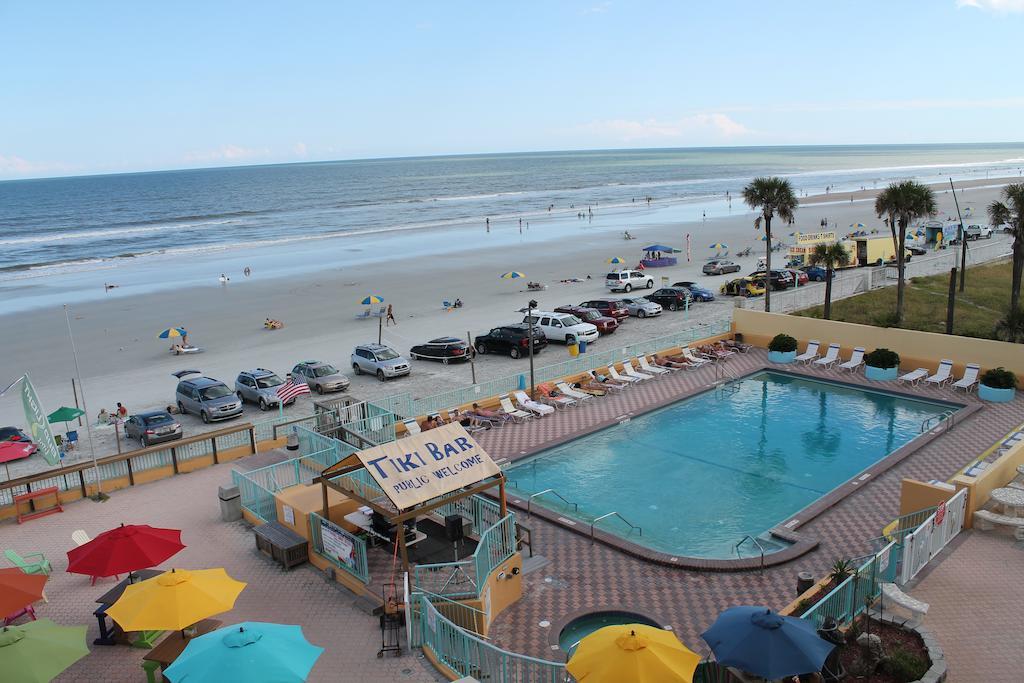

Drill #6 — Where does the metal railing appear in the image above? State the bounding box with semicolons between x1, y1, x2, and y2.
309;511;369;583
414;513;518;599
590;511;642;541
527;489;578;516
801;541;900;628
899;488;967;584
921;409;957;434
735;535;766;569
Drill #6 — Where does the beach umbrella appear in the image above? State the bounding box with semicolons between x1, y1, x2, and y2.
849;222;866;229
701;607;834;681
0;619;89;683
641;244;673;252
46;406;84;437
106;568;246;632
606;257;627;265
359;295;384;305
567;624;700;683
707;243;728;250
67;523;185;582
500;271;525;279
163;622;324;683
158;327;188;339
789;231;801;237
0;569;47;617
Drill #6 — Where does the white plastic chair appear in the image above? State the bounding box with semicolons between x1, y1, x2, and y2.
402;418;421;437
795;340;821;364
71;530;91;547
608;366;640;383
499;395;533;421
637;355;671;375
838;347;865;373
557;382;594;401
513;390;554;416
681;348;712;367
622;362;654;381
898;368;929;385
813;343;841;368
952;363;980;392
925;360;954;386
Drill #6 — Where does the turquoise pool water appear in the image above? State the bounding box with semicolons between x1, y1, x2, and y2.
558;611;662;654
506;371;954;559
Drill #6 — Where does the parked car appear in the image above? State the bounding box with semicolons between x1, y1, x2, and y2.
786;269;809;286
124;411;182;447
173;372;243;424
235;368;291;410
605;269;654;292
617;296;662;318
799;265;834;281
351;344;411;381
0;426;32;444
474;324;547;358
965;224;993;240
703;260;742;275
671;281;715;301
907;245;928;256
291;360;350;394
577;298;629;321
554;305;618;335
647;287;692;311
409;337;472;363
748;270;793;290
522;311;599;344
721;277;766;297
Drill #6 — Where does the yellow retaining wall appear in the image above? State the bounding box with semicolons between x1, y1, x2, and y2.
732;308;1024;382
899;479;958;517
952;440;1024;527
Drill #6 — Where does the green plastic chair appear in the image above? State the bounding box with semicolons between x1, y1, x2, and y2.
4;549;52;575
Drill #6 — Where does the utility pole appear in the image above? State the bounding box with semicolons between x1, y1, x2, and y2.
945;268;957;335
527;300;538;399
64;305;103;497
950;178;967;293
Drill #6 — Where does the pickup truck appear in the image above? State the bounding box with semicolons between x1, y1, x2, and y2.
948;224;993;244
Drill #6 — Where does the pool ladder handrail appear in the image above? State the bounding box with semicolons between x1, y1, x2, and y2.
590;511;642;542
735;535;766;570
921;410;957;434
715;361;740;384
527;489;578;517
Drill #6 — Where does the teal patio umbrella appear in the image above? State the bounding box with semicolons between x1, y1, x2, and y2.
0;619;89;683
163;622;323;683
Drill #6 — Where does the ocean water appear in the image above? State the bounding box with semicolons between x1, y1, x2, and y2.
0;143;1022;312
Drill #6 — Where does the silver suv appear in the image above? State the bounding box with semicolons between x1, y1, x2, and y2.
351;344;410;382
291;361;350;395
173;372;243;423
605;269;654;292
235;368;289;411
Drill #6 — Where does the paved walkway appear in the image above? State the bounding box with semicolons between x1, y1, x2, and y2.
0;459;442;683
909;530;1024;683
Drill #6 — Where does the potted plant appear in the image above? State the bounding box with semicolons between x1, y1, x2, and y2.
767;334;798;364
979;367;1018;403
864;348;900;381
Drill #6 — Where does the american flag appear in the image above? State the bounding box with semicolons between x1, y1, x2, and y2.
276;379;311;403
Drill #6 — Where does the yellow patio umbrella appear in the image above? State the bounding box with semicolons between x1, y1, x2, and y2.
106;568;246;632
567;624;701;683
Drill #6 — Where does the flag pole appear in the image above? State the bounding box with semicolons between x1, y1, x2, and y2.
64;304;104;498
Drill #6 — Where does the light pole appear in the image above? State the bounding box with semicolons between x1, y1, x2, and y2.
527;299;537;399
64;304;103;498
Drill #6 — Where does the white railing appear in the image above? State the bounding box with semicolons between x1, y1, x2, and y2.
898;488;967;584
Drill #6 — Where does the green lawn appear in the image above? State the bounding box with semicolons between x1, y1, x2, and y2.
793;261;1015;339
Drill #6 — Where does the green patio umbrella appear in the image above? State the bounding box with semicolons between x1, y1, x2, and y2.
47;406;85;438
0;619;89;683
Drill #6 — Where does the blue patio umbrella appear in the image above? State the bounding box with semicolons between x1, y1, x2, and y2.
642;244;674;252
163;622;323;683
701;607;834;681
158;327;188;339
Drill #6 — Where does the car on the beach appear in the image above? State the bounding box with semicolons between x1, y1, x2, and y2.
522;311;599;344
907;245;928;256
235;369;293;410
554;305;618;335
702;260;742;276
604;270;654;292
409;337;472;363
799;265;834;281
474;324;547;358
965;224;993;240
291;361;350;394
617;296;662;318
577;298;630;321
173;372;243;424
785;269;809;286
671;281;715;302
747;270;793;290
646;287;692;311
351;344;411;381
721;277;766;298
0;427;33;444
124;411;182;447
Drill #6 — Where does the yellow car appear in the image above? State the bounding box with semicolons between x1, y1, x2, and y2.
720;277;766;298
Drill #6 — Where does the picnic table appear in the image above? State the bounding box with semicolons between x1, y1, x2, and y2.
990;487;1024;517
142;618;222;683
93;569;163;646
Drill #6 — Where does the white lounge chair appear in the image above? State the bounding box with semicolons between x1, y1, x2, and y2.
681;347;712;367
499;394;533;422
402;418;422;437
450;409;489;434
838;347;865;373
587;371;627;391
535;385;577;408
924;359;954;386
638;355;674;374
898;368;929;385
71;530;91;547
622;361;654;381
795;340;821;364
556;382;594;401
813;343;841;368
513;390;555;416
952;363;980;392
608;365;640;383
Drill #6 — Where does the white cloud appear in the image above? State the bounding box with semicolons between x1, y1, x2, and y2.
0;153;72;177
956;0;1024;11
293;142;308;157
579;113;752;142
183;144;271;163
583;2;611;14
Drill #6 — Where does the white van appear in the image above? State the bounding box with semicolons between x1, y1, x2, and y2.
521;311;599;344
605;270;654;292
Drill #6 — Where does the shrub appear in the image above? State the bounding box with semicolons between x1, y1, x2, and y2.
993;308;1024;343
828;558;853;585
768;334;798;353
864;348;900;369
981;367;1018;390
882;646;929;682
796;598;814;616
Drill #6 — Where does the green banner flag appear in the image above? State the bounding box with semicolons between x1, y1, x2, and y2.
21;374;62;466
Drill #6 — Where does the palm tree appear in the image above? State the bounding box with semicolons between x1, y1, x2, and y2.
809;242;849;320
874;181;937;325
742;177;798;312
988;184;1024;313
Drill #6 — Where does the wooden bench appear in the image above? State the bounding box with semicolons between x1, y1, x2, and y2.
253;521;308;570
973;509;1024;540
14;486;63;524
880;582;929;626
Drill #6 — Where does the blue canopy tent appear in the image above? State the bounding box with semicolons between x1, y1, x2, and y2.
640;244;677;268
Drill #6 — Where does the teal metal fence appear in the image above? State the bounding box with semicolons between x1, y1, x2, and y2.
232;469;277;524
309;511;369;583
801;541;900;628
340;401;397;445
413;514;518;599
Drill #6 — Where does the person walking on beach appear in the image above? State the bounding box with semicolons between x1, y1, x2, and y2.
386;304;397;326
485;217;490;232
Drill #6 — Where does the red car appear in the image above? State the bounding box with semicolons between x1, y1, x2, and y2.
787;269;809;285
579;298;630;321
554;305;619;335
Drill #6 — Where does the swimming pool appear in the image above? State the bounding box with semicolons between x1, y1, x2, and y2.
505;371;955;559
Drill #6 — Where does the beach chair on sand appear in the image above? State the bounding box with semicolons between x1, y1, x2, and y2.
513;390;555;416
374;306;387;318
622;362;654;382
607;365;640;383
637;355;671;375
838;347;865;373
813;343;841;368
401;418;421;437
795;340;821;364
925;359;954;387
499;395;533;422
952;363;980;392
355;308;372;319
898;368;929;385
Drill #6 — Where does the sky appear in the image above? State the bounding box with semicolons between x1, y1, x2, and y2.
1;0;1023;179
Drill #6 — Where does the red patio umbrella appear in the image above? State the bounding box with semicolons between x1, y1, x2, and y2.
66;524;185;583
0;568;48;617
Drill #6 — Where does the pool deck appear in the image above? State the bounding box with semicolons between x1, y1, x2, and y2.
476;348;1024;660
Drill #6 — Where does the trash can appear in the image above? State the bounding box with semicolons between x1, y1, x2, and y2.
796;571;815;596
734;333;744;343
578;339;587;354
218;485;242;522
286;429;299;451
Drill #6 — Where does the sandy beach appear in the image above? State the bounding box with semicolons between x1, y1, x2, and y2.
0;178;1013;476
